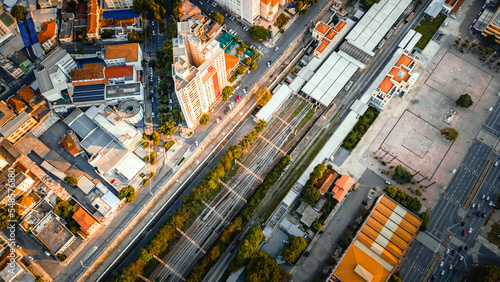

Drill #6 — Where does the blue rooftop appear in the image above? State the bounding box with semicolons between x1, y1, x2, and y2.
102;9;140;20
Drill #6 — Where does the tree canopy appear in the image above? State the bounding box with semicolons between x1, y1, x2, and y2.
295;1;304;10
419;212;430;231
118;185;137;203
456;93;473;108
159;120;176;136
255;88;272;107
360;0;381;7
64;176;78;186
473;263;500;282
210;11;224;24
300;185;320;206
393;165;413;184
245;251;280;282
441;127;459;141
11;5;27;21
282;236;307;263
222;86;234;101
54;199;74;219
200;114;210;125
249;26;270;42
0;205;11;230
234;227;264;266
166;23;177;39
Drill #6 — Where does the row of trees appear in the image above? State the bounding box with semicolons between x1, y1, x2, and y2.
384;186;430;230
239;121;267;151
300;164;327;206
117;121;272;281
187;155;291;281
255;88;272;107
228;227;265;270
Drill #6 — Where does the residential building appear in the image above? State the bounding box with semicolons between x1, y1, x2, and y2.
442;0;465;14
0;112;39;144
104;0;134;9
100;9;142;41
331;174;355;203
32;212;76;255
260;0;279;22
312;20;347;58
37;21;58;51
38;0;62;9
116;100;143;124
34;47;77;102
369;50;419;111
329;195;422;282
0;20;13;46
31;8;57;26
482;6;500;44
315;169;338;195
87;0;100;39
214;0;260;24
60;132;84;156
72;205;101;238
0;101;16;128
172;16;229;128
17;86;36;104
179;0;201;21
6;96;27;114
59;20;74;43
0;251;35;282
103;43;142;70
0;53;23;79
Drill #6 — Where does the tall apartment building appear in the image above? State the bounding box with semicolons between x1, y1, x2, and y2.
213;0;260;24
104;0;134;9
482;7;500;45
172;14;229;128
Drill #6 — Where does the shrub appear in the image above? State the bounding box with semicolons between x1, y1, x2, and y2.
164;140;175;151
282;236;307;263
200;113;210;125
381;161;387;166
64;176;78;186
456;93;473;108
441;127;459;141
385;171;390;175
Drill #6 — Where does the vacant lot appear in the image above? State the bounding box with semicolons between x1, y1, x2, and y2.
415;14;446;50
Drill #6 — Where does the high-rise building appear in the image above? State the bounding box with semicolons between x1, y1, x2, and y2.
215;0;260;24
482;7;500;45
172;14;230;128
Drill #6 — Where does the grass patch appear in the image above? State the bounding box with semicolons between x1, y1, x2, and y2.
487;223;500;248
414;14;446;50
274;13;290;29
342;106;379;151
289;100;307;121
177;157;185;166
279;99;296;118
296;107;316;130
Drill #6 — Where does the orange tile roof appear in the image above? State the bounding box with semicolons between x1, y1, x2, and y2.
271;0;279;7
7;96;26;113
17;86;36;103
333;20;346;32
71;67;104;81
325;29;337;40
105;65;134;79
388;67;409;83
60;133;82;156
315;169;338;195
316;39;329;54
104;43;139;62
332;174;354;202
224;53;239;74
315;22;329;34
37;21;57;45
395;54;412;67
87;0;99;35
333;243;391;282
179;0;201;21
378;76;393;94
261;0;271;5
72;206;98;234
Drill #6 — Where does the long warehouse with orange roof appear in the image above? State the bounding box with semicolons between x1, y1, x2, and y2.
328;195;422;282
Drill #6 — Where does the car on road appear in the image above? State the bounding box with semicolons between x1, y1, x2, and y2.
495;161;498;167
45;251;51;256
482;194;485;200
462;229;466;235
439;261;444;267
224;107;230;114
219;115;223;120
431;275;436;281
27;256;33;261
461;221;465;226
450;14;456;19
473;19;477;24
476;204;481;209
449;264;453;270
267;61;271;68
195;141;199;146
242;88;247;94
441;270;445;276
385;180;391;185
469;23;474;30
236;95;240;102
472;203;476;209
152;112;155;118
274;47;279;51
446;248;450;255
468;228;473;234
487;195;491;201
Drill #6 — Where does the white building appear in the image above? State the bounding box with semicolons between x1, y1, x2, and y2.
104;0;134;9
0;20;13;46
38;0;62;9
103;43;143;71
172;16;229;128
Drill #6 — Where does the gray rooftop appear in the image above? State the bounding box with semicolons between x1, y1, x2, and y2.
41;47;72;68
59;21;73;41
35;213;75;254
64;108;98;138
106;83;142;99
34;68;55;93
0;111;32;137
81;127;113;154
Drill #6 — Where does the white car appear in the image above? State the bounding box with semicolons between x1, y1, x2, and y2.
274;47;279;51
468;228;473;234
45;251;51;256
152;112;155;118
439;261;444;267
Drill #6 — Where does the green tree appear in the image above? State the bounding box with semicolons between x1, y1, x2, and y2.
222;86;234;101
456;93;473;108
139;248;153;263
57;254;67;262
133;0;143;13
200;113;210;125
244;57;252;65
282;236;307;263
473;263;500;282
250;61;257;70
0;205;11;230
312;221;323;232
11;5;27;21
295;1;303;10
360;0;380;7
166;23;177;39
159;120;176;136
68;218;80;234
142;141;149;148
441;127;459;141
300;185;320;206
393;165;413;183
151;132;160;146
234;227;264;266
35;276;44;282
245;251;280;282
64;176;78;186
419;212;430;231
249;26;270;42
210;11;224;24
255;88;272;107
53;200;74;219
118;185;137;203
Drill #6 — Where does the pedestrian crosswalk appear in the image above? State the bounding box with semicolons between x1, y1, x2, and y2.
417;232;441;252
450;236;464;247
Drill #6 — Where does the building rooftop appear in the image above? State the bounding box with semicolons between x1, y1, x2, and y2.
60;132;82;156
71;84;106;103
72;206;98;234
34;212;75;254
104;65;134;79
101;9;140;19
332;174;355;202
332;195;422;282
114;152;146;181
71;67;104;81
315;169;338;195
17;86;36;103
87;0;99;35
300;205;321;227
105;83;142;99
0;112;32;138
0;101;15;127
117;99;141;119
179;0;201;21
104;43;139;62
37;20;57;45
7;96;26;113
315;22;330;34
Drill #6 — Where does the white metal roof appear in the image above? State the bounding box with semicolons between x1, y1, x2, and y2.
302;52;359;106
297;111;359;185
255;84;293;122
405;32;422;51
345;0;411;55
425;0;445;18
114;153;146;181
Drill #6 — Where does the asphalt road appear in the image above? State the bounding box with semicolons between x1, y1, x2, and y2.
400;139;499;282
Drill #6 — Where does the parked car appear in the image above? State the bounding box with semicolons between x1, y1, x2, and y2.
274;47;279;51
27;256;34;261
45;251;51;256
468;228;473;234
439;261;444;267
385;180;391;185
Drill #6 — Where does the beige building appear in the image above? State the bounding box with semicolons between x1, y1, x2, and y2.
172;14;231;128
0;112;38;144
482;7;500;45
104;0;134;9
